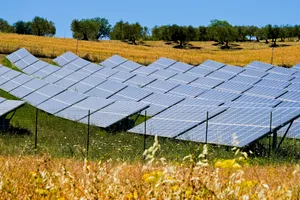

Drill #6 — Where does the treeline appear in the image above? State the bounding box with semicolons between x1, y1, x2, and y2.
0;16;56;36
1;16;300;49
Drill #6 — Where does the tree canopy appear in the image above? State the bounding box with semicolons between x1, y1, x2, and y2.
110;21;143;44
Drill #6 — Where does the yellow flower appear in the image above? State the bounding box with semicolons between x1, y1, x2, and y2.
215;159;236;169
142;171;163;184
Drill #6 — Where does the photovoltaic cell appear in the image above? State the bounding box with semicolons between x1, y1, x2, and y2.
229;75;261;85
10;78;48;98
31;65;60;78
263;73;293;82
80;63;102;73
179;98;223;106
255;79;290;89
6;48;30;63
0;100;25;116
220;65;245;74
109;71;136;83
23;61;49;75
286;83;300;92
0;74;33;92
278;91;300;102
267;66;297;76
239;68;268;78
14;54;39;70
234;94;281;106
94;67;118;78
148;58;176;69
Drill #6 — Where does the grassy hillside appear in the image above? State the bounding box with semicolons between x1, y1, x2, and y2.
1;33;300;66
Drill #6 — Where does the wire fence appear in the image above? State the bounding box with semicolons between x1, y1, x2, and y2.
0;107;300;161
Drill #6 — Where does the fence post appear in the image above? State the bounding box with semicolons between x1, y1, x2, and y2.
34;108;38;155
86;110;90;159
205;111;209;144
268;112;273;157
143;110;147;155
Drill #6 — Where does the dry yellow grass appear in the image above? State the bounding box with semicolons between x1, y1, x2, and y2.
1;33;300;66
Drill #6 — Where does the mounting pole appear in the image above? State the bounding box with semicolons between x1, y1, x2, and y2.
86;110;90;159
205;111;209;144
34;108;38;155
143;110;147;155
271;47;274;65
268;112;272;157
76;39;79;55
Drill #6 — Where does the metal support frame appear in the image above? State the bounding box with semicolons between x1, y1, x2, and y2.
277;121;294;150
133;110;143;124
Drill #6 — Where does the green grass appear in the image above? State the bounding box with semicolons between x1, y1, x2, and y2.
0;58;300;164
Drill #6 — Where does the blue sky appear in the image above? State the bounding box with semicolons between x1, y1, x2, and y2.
1;0;299;38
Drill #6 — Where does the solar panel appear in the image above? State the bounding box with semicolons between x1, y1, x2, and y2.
125;74;156;87
6;48;30;63
176;123;269;147
278;91;300;102
234;94;281;106
43;68;74;83
148;57;176;69
168;73;198;84
0;97;5;103
64;58;90;71
69;83;94;94
276;101;300;107
37;99;70;114
197;89;240;102
243;85;287;99
189;77;224;89
267;66;297;76
56;97;115;121
1;70;21;81
0;74;33;92
109;71;136;83
263;73;293;82
31;65;60;78
100;55;127;68
84;87;116;99
219;65;245;74
199;60;225;70
0;66;11;76
80;74;106;87
0;100;25;116
179;98;223;106
94;67;118;78
130;118;198;137
149;69;177;80
185;66;214;77
53;52;78;66
255;79;290;89
80;63;102;73
140;93;184;116
206;70;236;81
167;62;193;73
80;101;149;128
229;75;261;85
129;105;226;138
14;54;39;70
109;85;153;101
286;82;300;92
132;66;158;76
144;79;179;93
289;76;300;83
10;78;48;98
239;68;268;78
95;80;127;94
168;84;207;98
216;81;252;94
246;61;274;71
114;60;142;72
223;101;274;108
22;61;49;75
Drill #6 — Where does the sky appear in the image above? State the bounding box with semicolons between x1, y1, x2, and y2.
1;0;299;38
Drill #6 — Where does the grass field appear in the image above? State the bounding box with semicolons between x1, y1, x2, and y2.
1;33;300;66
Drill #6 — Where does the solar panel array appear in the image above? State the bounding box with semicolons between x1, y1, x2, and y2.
0;97;25;118
4;48;300;147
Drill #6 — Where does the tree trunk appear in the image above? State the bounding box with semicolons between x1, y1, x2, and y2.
225;41;229;49
256;37;260;42
265;39;269;44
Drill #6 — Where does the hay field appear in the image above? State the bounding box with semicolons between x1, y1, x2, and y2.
1;33;300;66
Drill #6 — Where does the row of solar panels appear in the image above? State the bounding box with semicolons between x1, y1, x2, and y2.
0;65;149;128
4;48;300;147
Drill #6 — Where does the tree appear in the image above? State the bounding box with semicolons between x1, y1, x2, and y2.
208;19;237;48
142;26;150;40
245;26;258;41
13;21;31;34
234;26;247;42
0;18;13;33
110;21;143;44
255;27;267;43
265;24;280;46
294;25;300;41
31;16;56;36
71;18;111;40
198;26;209;41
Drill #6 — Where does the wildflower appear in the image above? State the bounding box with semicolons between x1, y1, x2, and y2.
142;171;163;185
215;159;236;169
